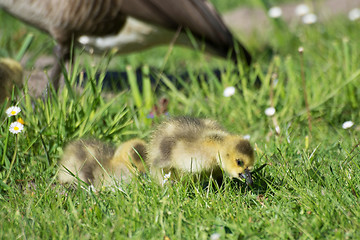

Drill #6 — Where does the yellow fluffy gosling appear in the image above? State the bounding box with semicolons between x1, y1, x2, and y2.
147;117;255;185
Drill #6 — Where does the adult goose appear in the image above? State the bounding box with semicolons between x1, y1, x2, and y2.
0;0;251;90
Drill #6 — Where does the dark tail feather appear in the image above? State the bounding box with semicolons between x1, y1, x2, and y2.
121;0;252;65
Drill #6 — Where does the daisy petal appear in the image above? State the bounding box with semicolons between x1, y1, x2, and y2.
302;13;317;24
268;7;282;18
243;135;251;140
223;86;236;97
349;8;360;21
162;172;171;185
295;4;310;16
210;233;221;240
342;121;354;129
265;107;276;116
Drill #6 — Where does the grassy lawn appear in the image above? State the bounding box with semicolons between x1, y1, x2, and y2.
1;1;360;239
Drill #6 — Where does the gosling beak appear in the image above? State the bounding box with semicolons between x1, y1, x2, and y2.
240;169;253;186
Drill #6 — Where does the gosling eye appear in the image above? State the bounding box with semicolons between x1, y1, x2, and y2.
236;159;244;167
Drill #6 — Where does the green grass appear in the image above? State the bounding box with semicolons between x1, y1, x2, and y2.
1;1;360;239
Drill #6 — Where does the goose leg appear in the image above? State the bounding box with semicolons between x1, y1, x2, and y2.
51;43;71;91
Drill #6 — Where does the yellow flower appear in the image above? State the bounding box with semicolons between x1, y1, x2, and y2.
6;106;21;117
17;117;25;124
9;121;24;134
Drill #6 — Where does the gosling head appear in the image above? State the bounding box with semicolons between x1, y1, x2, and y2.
218;136;255;185
0;58;23;76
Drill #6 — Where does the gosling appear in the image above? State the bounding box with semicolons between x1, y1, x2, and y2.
58;138;147;189
0;58;23;104
147;117;255;185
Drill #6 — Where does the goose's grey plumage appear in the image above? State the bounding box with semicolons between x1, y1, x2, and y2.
0;0;251;90
78;17;231;57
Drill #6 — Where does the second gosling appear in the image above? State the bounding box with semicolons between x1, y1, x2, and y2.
58;138;147;189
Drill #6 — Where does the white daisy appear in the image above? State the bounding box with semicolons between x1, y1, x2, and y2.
9;121;24;134
268;7;282;18
243;135;251;140
223;86;236;97
265;107;276;116
295;4;310;16
210;233;221;240
162;172;171;185
6;106;21;117
342;121;354;129
348;8;360;21
302;13;317;24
